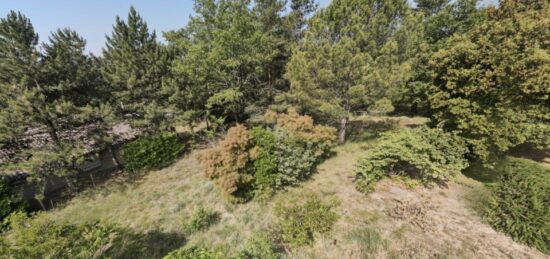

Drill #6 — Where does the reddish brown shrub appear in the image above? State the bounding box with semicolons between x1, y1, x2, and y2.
198;124;255;202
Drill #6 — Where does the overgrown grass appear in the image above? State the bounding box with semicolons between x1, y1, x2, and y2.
347;226;388;258
273;195;339;248
182;207;220;235
32;116;542;258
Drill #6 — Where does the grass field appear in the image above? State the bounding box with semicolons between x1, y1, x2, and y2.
45;118;546;258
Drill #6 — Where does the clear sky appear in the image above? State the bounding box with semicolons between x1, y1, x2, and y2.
1;0;494;55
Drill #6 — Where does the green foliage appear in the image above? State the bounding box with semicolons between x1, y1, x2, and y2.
274;195;338;248
199;110;336;201
355;127;468;193
250;127;280;195
428;0;550;161
182;207;219;235
484;158;550;254
234;232;281;259
164;0;271;124
122;132;184;173
0;178;23;231
1;212;120;258
367;98;395;116
251;124;330;196
164;246;220;259
102;6;170;131
285;0;424;141
397;0;484;114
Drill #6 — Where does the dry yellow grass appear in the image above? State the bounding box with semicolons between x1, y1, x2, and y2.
47;117;546;258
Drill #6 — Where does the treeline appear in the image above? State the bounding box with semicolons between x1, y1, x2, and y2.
0;0;548;209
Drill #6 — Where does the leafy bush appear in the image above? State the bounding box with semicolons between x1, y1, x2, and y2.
123;132;184;173
164;245;220;259
234;232;281;259
199;109;336;201
198;124;256;202
251;126;330;196
265;108;336;155
0;178;24;231
250;127;280;195
355;126;468;193
182;207;220;235
1;212;120;258
274;195;339;248
484;158;550;254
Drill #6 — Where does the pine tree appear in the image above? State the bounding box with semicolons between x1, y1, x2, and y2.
41;28;102;107
165;0;269;125
102;6;169;131
0;11;41;143
286;0;423;143
0;12;99;198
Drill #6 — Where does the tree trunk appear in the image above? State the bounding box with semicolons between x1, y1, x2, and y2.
37;199;46;210
44;118;60;146
109;144;123;168
64;176;74;195
338;117;348;144
90;173;96;188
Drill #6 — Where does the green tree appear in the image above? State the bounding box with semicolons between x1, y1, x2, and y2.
286;0;423;143
102;6;170;131
41;28;103;107
165;0;270;125
428;0;550;160
399;0;484;114
0;12;98;201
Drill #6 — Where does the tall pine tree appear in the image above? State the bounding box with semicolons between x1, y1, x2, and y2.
102;6;169;131
286;0;423;143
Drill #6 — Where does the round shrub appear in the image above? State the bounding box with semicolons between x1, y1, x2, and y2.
274;195;339;248
197;124;256;203
122;132;185;173
198;109;337;202
485;158;550;254
355;126;468;193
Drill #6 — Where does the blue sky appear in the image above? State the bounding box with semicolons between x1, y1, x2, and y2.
1;0;493;55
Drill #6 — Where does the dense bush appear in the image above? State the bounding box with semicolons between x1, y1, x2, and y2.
355;126;468;193
198;124;256;202
164;246;220;259
0;212;120;258
182;207;219;235
274;195;338;248
0;178;24;231
123;132;185;173
428;0;550;161
484;158;550;254
199;109;336;201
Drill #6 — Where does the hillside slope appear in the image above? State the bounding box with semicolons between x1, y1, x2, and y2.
48;142;546;258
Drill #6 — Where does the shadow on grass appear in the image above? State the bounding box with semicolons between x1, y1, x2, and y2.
347;118;399;142
111;229;187;259
507;144;550;166
462;162;501;185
